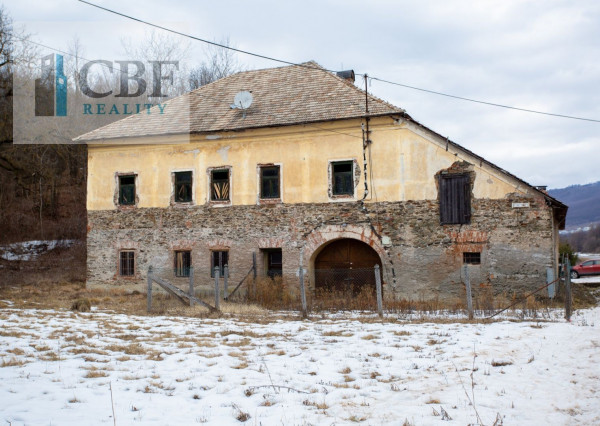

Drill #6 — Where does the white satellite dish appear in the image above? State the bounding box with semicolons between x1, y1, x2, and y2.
230;91;253;117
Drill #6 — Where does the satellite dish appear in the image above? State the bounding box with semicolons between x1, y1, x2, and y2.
230;91;253;117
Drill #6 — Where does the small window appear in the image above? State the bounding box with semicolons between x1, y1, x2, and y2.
260;166;280;199
119;175;136;206
463;252;481;265
265;249;282;278
174;250;191;277
174;171;193;203
211;250;228;277
211;169;230;201
332;161;353;196
119;251;135;276
439;174;471;225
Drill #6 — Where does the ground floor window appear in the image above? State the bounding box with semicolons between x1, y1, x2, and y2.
211;250;228;277
119;250;135;276
174;250;191;277
264;248;282;278
463;252;481;265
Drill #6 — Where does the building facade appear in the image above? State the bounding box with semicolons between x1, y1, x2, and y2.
79;62;567;300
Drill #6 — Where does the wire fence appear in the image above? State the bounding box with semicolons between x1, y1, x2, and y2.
146;260;574;320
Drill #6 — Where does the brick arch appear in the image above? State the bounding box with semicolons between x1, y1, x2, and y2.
303;224;386;266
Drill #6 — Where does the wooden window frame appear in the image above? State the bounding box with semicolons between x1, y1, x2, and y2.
211;250;229;277
331;161;354;196
207;166;232;207
117;174;137;207
174;250;191;277
119;250;135;276
173;171;193;204
258;164;282;204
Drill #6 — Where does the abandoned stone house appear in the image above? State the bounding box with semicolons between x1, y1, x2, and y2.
77;61;567;299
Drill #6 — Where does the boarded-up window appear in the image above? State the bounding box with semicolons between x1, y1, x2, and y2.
174;250;191;277
260;166;280;199
211;250;228;277
211;169;230;201
439;174;471;224
119;251;135;276
119;175;136;206
332;161;353;196
174;171;193;203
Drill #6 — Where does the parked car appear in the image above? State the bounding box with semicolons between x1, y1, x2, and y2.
571;259;600;278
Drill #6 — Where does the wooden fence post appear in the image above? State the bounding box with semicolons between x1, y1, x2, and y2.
147;266;153;313
299;266;308;319
565;258;572;321
189;267;194;307
223;265;229;300
252;252;257;300
214;266;220;311
374;264;383;318
464;265;474;320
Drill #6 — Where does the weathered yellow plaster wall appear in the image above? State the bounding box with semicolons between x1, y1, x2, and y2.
87;117;528;211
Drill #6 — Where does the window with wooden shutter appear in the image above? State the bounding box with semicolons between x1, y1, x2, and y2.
439;174;471;224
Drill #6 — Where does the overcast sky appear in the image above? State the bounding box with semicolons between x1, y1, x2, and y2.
8;0;600;189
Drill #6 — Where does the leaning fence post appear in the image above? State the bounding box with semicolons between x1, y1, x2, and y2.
189;267;194;307
214;266;221;311
147;266;153;313
463;265;474;320
374;264;383;318
565;258;572;321
223;265;229;300
299;266;308;319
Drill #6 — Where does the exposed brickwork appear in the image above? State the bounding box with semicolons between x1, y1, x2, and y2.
87;193;556;299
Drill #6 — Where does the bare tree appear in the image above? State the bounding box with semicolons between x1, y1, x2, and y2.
189;37;242;90
121;29;191;100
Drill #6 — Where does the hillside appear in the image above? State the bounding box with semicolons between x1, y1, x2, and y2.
549;181;600;229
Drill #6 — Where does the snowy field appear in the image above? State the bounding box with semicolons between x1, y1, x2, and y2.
1;306;599;425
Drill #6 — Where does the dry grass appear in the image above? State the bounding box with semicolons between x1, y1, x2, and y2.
1;357;27;367
83;367;109;378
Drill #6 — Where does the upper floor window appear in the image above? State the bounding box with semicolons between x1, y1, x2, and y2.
211;169;230;202
260;165;280;199
332;161;353;196
119;175;136;206
174;171;193;203
439;173;471;225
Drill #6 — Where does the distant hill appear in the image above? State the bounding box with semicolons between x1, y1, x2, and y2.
549;181;600;229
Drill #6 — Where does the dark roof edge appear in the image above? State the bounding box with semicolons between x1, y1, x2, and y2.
81;111;404;142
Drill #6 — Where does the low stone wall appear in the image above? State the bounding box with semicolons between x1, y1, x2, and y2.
87;193;556;299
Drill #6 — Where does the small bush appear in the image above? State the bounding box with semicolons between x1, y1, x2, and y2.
71;298;91;312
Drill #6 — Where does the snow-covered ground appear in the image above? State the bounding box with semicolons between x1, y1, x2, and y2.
1;307;599;425
0;240;76;261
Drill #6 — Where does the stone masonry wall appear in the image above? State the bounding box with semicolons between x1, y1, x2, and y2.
87;192;556;300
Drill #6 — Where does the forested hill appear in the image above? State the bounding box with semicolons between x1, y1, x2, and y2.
549;181;600;229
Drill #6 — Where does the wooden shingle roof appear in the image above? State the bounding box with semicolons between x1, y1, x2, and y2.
75;61;405;141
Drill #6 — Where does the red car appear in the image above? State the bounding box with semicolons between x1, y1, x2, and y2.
571;259;600;278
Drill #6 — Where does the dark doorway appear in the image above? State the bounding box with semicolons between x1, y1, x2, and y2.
314;239;382;295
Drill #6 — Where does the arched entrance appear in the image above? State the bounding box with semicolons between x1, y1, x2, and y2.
314;239;382;295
